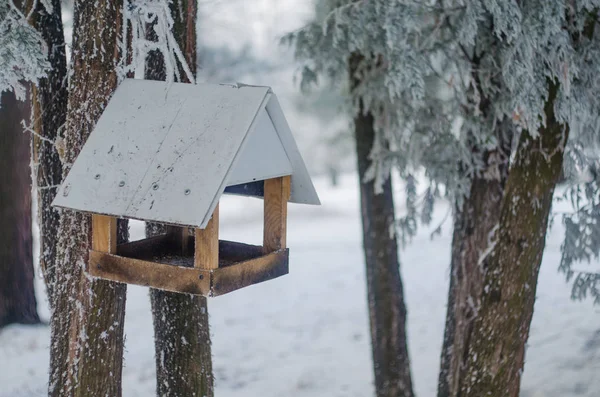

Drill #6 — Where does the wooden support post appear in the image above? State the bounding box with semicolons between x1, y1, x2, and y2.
92;214;117;254
195;203;219;270
263;176;291;253
167;225;190;255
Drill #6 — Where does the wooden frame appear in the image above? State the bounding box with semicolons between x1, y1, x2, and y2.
88;248;288;297
263;176;290;253
195;203;219;270
87;176;291;297
89;250;211;295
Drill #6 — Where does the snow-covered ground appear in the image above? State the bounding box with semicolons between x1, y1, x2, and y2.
1;173;599;397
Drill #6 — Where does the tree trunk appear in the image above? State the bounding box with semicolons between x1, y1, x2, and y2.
0;90;40;328
48;1;128;396
30;0;68;305
459;82;567;397
350;54;414;397
437;176;504;397
147;223;213;396
145;2;214;396
437;121;512;397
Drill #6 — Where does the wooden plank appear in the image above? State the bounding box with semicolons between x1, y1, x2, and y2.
211;249;289;296
195;204;219;270
92;214;117;253
263;176;290;253
88;247;288;297
117;233;171;259
88;250;210;295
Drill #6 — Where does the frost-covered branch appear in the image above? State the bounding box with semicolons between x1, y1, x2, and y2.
0;1;51;99
289;1;600;301
119;0;195;83
21;119;55;144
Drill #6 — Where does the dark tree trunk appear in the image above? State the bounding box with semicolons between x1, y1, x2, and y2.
48;1;128;396
145;2;214;396
437;174;505;397
459;82;567;397
436;42;515;396
0;90;40;328
350;54;414;397
30;0;67;305
437;120;512;397
150;286;213;396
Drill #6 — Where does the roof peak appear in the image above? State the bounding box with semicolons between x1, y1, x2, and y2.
53;79;319;228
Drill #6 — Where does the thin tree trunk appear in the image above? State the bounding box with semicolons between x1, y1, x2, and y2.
350;54;414;397
459;82;567;397
0;90;40;328
48;1;128;396
30;0;67;305
145;2;214;395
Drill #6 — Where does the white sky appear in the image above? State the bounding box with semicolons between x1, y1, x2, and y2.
198;0;314;58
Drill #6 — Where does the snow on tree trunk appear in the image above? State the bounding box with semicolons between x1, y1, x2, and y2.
351;54;414;397
437;164;506;397
438;56;513;396
150;286;213;396
30;0;67;305
459;82;567;397
144;1;214;395
0;89;41;328
48;1;128;395
147;224;213;396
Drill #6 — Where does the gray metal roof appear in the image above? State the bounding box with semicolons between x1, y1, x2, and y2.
52;79;320;228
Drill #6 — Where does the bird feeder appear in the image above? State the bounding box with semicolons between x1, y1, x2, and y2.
52;79;320;296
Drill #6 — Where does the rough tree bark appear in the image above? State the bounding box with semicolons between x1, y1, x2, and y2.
30;0;68;305
48;1;128;396
437;58;513;396
0;90;40;328
145;2;214;395
350;54;414;397
459;81;567;397
437;156;508;397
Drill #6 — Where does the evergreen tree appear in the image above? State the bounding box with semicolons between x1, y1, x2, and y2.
288;1;600;396
286;3;422;395
0;0;49;98
350;53;415;397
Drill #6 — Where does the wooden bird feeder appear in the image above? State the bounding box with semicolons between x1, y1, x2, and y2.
53;79;320;297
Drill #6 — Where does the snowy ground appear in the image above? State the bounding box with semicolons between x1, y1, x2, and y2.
1;173;600;397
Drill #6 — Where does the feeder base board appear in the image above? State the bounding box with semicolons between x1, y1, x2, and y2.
87;239;288;296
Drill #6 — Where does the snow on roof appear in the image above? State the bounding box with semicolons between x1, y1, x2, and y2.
52;79;320;228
